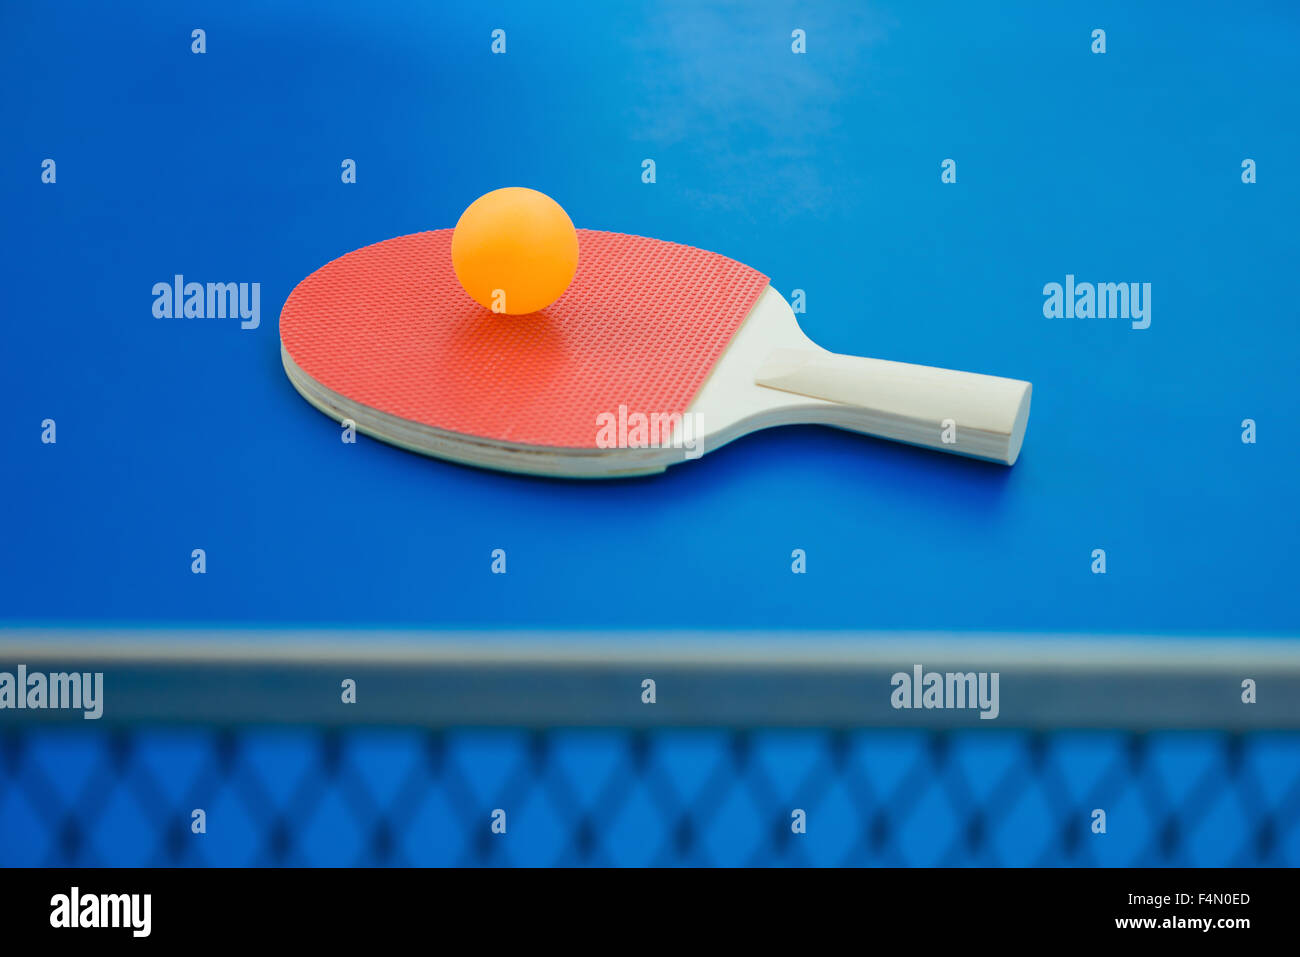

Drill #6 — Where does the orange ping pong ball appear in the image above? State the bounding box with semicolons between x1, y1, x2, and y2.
451;187;579;315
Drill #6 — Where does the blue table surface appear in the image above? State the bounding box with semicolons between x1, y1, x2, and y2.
3;0;1297;635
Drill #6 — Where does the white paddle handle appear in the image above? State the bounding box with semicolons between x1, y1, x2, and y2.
754;348;1032;464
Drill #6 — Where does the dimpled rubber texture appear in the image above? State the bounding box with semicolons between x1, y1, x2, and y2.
280;229;770;449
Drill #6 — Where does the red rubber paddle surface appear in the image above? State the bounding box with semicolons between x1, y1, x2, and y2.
279;229;769;449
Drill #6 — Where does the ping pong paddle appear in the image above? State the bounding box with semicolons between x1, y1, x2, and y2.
279;229;1031;478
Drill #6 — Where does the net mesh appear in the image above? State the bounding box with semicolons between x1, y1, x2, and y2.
2;727;1296;866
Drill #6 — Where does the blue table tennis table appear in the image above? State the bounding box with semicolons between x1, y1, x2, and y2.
2;0;1297;866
